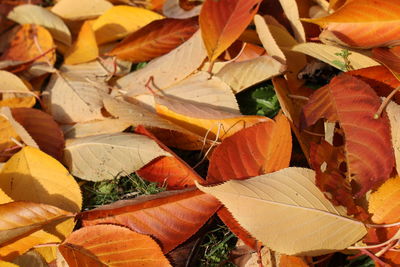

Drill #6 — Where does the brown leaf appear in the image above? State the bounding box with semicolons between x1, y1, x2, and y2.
59;224;171;267
80;189;221;253
301;74;395;196
108;17;199;62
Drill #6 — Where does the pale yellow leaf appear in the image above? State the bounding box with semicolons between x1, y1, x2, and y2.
7;4;71;46
119;30;207;97
0;71;34;97
64;133;171;181
62;118;131;139
92;5;164;44
51;0;113;21
162;0;201;19
197;167;367;256
278;0;306;42
386;100;400;175
0;146;82;212
64;20;98;65
216;56;284;93
43;62;109;123
291;43;380;70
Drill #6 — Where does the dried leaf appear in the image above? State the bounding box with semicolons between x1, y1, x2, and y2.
197;168;367;256
163;0;201;19
369;176;400;224
387;101;400;175
0;70;33;96
372;46;400;75
62;118;131;139
108;17;198;62
119;30;207;96
80;189;221;252
59;225;171;267
64;133;171;181
207;114;291;183
0;116;20;162
92;5;164;44
51;0;113;21
7;4;71;45
301;74;395;196
200;0;262;61
64;20;98;65
277;0;305;42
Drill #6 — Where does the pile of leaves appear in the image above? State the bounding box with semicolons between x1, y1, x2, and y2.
0;0;399;266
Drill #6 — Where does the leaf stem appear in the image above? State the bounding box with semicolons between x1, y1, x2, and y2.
287;94;309;101
374;86;400;119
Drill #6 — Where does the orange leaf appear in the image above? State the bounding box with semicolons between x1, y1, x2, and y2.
80;189;221;253
279;254;309;267
310;141;369;220
108;17;199;62
207;114;291;183
304;0;400;48
199;0;262;61
369;176;400;224
11;108;65;161
372;46;400;76
135;125;203;189
301;74;395;196
59;224;171;267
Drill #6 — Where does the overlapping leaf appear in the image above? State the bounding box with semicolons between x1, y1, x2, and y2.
80;189;221;253
109;17;199;62
372;46;400;75
51;0;113;21
301;74;395;196
59;225;171;267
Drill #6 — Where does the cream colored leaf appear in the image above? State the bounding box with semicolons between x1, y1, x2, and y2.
163;0;201;19
92;5;164;44
291;43;380;70
0;107;38;149
216;56;284;93
51;0;113;21
62;118;131;139
43;62;109;123
7;4;71;45
64;133;171;181
197;167;367;256
0;71;35;97
119;30;207;97
278;0;306;42
386;100;400;175
254;15;286;62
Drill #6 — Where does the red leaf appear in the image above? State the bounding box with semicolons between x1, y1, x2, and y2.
59;224;171;267
135;125;203;189
80;189;221;253
309;141;369;220
108;17;199;62
11;108;65;161
207;114;291;183
200;0;262;61
372;46;400;75
301;74;394;196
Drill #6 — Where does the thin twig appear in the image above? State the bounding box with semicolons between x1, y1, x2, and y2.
374;86;400;119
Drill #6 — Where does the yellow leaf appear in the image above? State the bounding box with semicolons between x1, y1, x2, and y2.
64;21;98;65
0;146;82;212
92;6;164;44
0;116;20;162
0;261;18;267
51;0;113;21
369;176;400;224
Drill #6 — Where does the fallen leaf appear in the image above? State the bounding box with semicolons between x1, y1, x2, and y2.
0;70;34;96
0;116;20;162
64;133;171;181
7;4;71;45
369;176;400;224
372;46;400;75
301;74;395;196
197;167;367;256
277;0;305;42
80;189;221;253
59;224;171;267
92;5;164;44
386;101;400;177
62;118;131;139
303;0;400;48
64;20;98;65
119;30;207;97
292;43;380;71
51;0;113;21
108;17;199;62
12;250;48;267
11;108;65;161
163;0;201;19
200;0;262;62
207;114;291;183
0;146;82;212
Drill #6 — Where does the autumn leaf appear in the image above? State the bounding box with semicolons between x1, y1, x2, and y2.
108;17;199;62
199;0;262;62
197;168;367;256
80;189;221;253
51;0;113;21
59;224;171;267
372;46;400;75
301;74;395;196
